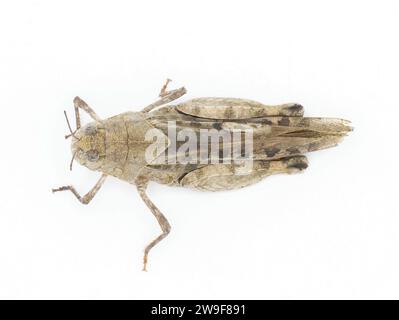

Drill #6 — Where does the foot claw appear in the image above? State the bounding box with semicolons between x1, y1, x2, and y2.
142;255;148;271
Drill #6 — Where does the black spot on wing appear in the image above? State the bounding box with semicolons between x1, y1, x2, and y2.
265;147;280;157
278;117;290;126
262;119;273;125
285;104;304;115
212;122;223;130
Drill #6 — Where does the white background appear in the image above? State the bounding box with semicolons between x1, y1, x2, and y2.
0;0;398;299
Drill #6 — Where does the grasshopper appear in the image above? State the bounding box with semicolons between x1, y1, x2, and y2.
53;79;352;271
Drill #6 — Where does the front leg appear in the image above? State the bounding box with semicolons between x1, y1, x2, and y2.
142;79;187;113
52;174;107;204
64;97;102;139
136;182;171;271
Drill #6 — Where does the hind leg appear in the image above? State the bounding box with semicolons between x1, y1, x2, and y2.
142;79;187;113
176;98;304;119
179;156;308;191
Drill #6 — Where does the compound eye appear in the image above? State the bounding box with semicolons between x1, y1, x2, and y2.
85;124;97;136
86;149;99;162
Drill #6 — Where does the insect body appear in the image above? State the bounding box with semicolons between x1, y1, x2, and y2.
53;80;352;270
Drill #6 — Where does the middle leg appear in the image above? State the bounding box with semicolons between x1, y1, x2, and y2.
52;174;107;204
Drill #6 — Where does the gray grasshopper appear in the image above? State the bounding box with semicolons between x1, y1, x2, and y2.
53;79;352;270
